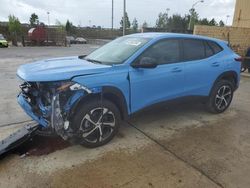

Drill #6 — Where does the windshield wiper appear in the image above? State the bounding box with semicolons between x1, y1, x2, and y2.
85;58;103;64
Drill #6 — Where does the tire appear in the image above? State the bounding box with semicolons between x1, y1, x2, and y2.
206;80;234;114
71;98;121;148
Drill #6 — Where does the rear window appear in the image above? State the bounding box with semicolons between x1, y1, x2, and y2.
182;39;205;61
207;41;223;54
204;42;214;57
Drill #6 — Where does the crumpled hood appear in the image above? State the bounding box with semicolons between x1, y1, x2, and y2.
17;56;111;82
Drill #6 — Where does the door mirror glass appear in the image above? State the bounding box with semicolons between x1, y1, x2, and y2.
132;57;158;69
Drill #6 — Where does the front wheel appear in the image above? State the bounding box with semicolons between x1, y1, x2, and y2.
71;99;121;148
206;80;234;114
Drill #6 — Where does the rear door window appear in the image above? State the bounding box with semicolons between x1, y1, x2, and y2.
182;39;205;61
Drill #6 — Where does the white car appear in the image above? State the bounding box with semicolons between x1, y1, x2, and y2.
75;37;87;44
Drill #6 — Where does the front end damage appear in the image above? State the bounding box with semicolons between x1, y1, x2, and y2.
17;80;95;141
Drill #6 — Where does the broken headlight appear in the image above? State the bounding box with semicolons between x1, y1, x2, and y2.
57;81;91;94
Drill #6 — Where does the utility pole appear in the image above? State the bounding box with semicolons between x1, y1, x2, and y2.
47;12;50;26
226;15;230;25
123;0;126;36
166;8;170;17
188;0;204;30
112;0;114;30
47;11;50;45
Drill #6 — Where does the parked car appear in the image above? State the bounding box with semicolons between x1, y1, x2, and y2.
0;34;8;48
75;37;87;44
66;36;76;44
17;33;241;147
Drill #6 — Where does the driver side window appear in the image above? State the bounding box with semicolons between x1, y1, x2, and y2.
138;39;181;65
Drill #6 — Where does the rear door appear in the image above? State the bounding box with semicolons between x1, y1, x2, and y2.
129;39;185;113
182;39;224;96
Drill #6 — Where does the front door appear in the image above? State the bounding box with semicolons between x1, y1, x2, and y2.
129;39;185;113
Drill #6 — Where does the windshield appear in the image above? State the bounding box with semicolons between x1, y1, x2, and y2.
85;36;151;65
0;35;4;40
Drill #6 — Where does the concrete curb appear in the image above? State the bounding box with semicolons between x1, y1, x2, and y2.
241;73;250;78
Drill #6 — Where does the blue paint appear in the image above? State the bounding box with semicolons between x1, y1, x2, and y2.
17;56;111;82
17;32;241;125
64;91;86;112
17;94;48;127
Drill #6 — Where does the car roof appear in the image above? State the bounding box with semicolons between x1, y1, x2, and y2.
127;32;227;44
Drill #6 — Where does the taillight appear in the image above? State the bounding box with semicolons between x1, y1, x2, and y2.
235;57;244;62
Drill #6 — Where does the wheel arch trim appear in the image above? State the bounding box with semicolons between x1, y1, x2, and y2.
68;86;129;120
210;70;239;95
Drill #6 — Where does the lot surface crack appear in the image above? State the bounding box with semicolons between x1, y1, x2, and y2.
127;121;224;188
0;120;33;128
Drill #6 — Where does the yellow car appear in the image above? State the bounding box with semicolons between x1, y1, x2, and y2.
0;34;8;48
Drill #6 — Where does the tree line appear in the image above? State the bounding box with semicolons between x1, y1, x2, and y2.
122;8;225;32
6;10;225;46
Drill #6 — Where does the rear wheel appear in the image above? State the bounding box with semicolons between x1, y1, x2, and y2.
72;99;121;148
207;80;234;113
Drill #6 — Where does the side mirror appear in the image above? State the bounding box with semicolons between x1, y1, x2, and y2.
132;57;158;69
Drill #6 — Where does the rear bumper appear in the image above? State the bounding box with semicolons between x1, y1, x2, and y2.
17;94;48;127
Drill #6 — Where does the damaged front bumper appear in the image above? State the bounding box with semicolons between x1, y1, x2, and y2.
17;81;95;140
18;93;49;127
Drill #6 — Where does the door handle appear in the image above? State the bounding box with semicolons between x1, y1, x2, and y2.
212;62;220;67
171;67;182;73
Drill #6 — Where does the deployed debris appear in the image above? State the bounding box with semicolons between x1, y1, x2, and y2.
0;123;38;156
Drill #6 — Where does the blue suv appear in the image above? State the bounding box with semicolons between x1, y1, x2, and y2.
17;33;241;147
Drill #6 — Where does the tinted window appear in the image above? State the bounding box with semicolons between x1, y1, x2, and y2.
139;39;181;65
207;41;222;54
204;41;214;57
183;39;205;61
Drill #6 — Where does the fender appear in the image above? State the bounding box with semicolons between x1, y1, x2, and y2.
209;71;239;96
68;86;129;120
102;86;129;120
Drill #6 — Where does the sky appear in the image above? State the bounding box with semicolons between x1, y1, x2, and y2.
0;0;236;28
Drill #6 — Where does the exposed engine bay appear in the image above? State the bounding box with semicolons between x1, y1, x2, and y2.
18;81;92;140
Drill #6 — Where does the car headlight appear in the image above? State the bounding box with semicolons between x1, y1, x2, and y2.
57;81;73;92
57;81;92;94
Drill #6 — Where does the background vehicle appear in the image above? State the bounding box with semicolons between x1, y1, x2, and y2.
17;33;241;148
0;34;8;48
28;24;47;44
66;36;76;44
75;37;87;44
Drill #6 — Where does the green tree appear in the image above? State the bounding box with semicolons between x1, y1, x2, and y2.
55;19;66;33
156;12;168;28
132;18;138;32
198;18;210;25
65;20;73;34
8;15;21;46
166;14;189;31
219;20;225;27
209;18;218;26
142;21;148;28
120;12;131;29
29;13;39;27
